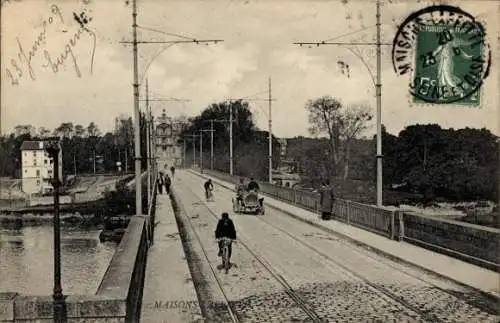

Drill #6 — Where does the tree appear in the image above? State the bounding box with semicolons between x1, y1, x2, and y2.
38;127;51;138
386;124;498;202
305;96;372;179
14;124;35;137
178;100;279;179
340;103;373;179
74;124;86;137
87;122;100;137
54;122;74;138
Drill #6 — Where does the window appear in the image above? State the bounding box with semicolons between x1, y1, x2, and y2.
33;151;36;157
50;160;53;164
36;170;40;177
24;169;27;174
44;159;47;164
36;180;40;186
33;159;37;166
24;152;27;157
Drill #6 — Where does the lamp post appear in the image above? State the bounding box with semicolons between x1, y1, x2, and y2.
199;127;216;171
294;0;387;206
185;134;199;168
45;140;66;323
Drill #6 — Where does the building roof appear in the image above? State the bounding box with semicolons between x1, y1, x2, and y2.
20;140;59;151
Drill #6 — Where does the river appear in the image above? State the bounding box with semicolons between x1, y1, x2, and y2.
0;222;116;295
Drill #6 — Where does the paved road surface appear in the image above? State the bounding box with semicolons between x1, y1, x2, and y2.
172;170;499;323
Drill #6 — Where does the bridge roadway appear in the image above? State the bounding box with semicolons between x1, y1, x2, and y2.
140;170;499;323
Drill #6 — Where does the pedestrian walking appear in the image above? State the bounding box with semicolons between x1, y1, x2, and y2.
164;174;171;194
319;180;335;220
158;172;164;194
170;166;175;178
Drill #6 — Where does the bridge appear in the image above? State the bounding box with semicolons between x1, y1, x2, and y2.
1;169;499;322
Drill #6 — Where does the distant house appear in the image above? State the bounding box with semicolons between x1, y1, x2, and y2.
272;170;301;188
20;140;63;195
155;109;183;167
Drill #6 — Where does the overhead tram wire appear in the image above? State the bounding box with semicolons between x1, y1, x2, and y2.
293;0;386;206
137;25;197;41
124;0;224;217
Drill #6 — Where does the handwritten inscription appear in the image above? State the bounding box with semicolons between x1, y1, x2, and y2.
5;5;96;85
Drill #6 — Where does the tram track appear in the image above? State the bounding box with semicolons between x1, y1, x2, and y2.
253;214;444;322
177;196;240;323
179;183;324;323
184;170;499;322
255;212;499;314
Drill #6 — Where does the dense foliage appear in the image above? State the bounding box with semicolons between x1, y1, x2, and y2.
178;100;281;180
287;124;499;202
0;113;149;179
382;124;499;202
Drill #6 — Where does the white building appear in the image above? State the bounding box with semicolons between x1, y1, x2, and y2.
21;141;63;195
155;109;183;168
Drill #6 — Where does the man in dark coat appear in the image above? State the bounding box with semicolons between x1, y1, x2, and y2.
157;172;164;194
215;212;237;260
164;174;171;194
247;177;259;191
319;180;335;220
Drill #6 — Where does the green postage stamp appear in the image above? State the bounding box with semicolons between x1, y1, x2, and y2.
392;5;491;106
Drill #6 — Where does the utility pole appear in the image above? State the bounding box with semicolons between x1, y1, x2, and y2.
202;120;217;170
183;139;186;168
146;79;151;203
150;106;156;184
185;134;199;167
125;149;128;173
207;118;232;174
125;2;223;218
268;77;273;183
199;131;203;173
93;150;96;174
375;0;383;207
73;152;77;176
294;0;388;206
229;104;233;176
132;0;142;216
199;128;216;171
210;120;214;170
223;96;276;177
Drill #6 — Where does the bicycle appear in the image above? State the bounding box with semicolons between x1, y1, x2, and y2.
206;188;215;202
218;237;234;273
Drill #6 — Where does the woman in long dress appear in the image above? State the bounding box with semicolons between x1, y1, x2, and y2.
431;31;475;92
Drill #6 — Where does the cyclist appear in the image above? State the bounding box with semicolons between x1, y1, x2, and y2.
235;178;246;206
204;179;214;200
215;212;236;260
170;166;175;178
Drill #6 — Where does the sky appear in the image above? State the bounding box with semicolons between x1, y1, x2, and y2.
1;0;499;138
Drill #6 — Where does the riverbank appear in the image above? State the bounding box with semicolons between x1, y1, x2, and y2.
0;211;104;227
0;199;105;215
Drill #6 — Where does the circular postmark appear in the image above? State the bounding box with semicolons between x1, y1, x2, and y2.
392;5;491;105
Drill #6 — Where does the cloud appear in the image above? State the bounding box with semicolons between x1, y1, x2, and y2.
1;0;498;138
